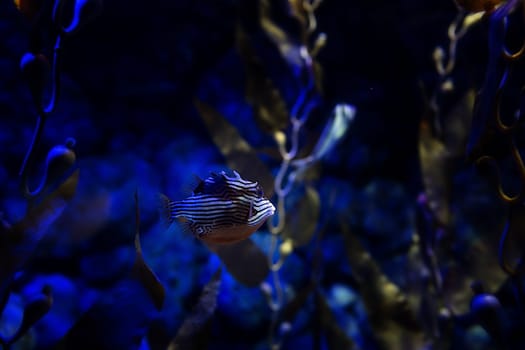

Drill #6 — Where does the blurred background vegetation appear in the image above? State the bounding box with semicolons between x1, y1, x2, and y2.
2;0;525;349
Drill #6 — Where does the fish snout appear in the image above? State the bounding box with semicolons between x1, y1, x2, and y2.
268;201;276;216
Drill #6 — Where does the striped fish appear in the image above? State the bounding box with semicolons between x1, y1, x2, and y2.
162;170;275;244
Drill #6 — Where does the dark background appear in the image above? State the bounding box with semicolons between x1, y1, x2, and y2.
0;0;507;349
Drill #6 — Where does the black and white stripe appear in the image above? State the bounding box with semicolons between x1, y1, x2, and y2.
167;170;275;233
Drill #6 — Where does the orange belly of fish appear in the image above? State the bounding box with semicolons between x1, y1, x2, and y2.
200;223;264;244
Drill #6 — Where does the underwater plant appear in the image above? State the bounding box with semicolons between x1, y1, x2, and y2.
464;0;525;347
6;0;525;348
411;0;525;348
194;1;362;348
1;0;99;347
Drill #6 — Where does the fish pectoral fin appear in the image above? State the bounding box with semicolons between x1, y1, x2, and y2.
247;200;254;220
178;218;195;237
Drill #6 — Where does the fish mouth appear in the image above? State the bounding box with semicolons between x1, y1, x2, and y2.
268;201;276;216
250;199;276;222
254;200;275;218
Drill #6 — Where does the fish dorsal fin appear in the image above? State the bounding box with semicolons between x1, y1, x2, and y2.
203;172;229;198
186;174;204;195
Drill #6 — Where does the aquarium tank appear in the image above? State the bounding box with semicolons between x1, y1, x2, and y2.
2;0;525;349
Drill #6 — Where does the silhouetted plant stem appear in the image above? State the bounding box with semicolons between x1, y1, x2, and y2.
44;34;63;115
313;293;321;350
498;215;513;275
19;33;63;199
511;272;525;321
498;207;525;319
19;112;47;199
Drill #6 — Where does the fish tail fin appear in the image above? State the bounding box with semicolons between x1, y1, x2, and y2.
159;194;175;227
158;194;193;237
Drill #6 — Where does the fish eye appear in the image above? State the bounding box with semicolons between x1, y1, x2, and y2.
255;184;264;197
